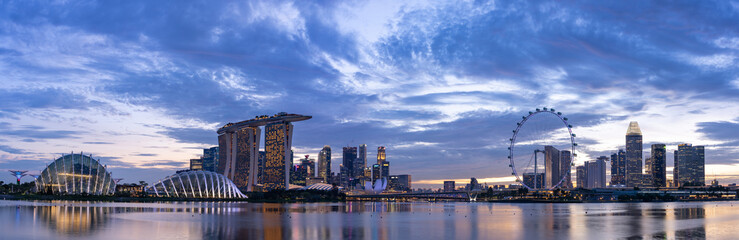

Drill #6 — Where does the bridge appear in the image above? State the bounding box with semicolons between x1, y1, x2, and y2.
346;191;483;202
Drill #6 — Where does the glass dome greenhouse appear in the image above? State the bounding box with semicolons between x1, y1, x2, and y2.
36;153;116;195
146;170;246;199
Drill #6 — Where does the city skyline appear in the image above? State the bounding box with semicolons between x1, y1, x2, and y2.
1;1;738;188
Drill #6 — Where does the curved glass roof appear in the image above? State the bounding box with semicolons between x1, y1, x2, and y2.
36;153;116;195
146;170;246;199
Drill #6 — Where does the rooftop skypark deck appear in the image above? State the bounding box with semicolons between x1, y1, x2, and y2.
217;112;312;134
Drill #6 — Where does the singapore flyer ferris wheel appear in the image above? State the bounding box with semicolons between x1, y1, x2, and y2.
507;107;577;190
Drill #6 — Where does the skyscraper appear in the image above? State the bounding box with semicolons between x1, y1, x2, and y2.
202;147;219;172
544;146;561;188
377;146;386;164
377;146;389;180
263;122;293;191
355;144;367;180
218;126;260;191
576;165;586;188
585;157;607;188
372;164;381;182
675;144;705;187
317;145;331;183
651;144;667;187
625;121;643;187
560;150;573;189
610;149;626;186
217;113;311;191
342;146;357;188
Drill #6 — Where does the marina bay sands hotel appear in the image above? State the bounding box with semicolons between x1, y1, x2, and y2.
216;112;311;191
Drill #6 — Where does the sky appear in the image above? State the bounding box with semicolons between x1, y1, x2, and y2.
0;0;738;188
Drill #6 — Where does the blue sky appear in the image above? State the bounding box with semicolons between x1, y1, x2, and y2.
1;0;738;188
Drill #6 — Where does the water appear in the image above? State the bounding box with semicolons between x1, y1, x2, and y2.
1;200;738;239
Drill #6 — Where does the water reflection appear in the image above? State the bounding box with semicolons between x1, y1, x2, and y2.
1;200;737;239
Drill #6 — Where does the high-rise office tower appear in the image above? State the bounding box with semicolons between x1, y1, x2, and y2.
218;126;260;191
610;149;626;186
377;146;389;179
342;146;357;188
381;161;389;179
560;150;572;189
585;157;607;188
544;146;561;188
263;122;293;191
625;121;643;187
317;145;331;182
651;144;666;187
372;164;381;182
674;150;679;186
377;146;386;164
202;147;219;172
355;144;367;180
576;165;586;188
675;144;705;187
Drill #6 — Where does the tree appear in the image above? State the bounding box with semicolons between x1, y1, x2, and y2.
139;181;148;186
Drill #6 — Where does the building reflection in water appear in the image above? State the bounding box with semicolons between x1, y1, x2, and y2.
1;200;733;239
38;204;112;235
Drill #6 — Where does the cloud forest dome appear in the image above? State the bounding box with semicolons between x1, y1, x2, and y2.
36;153;116;195
146;170;246;199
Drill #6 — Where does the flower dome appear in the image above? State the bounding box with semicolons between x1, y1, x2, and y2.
146;170;246;199
36;153;116;195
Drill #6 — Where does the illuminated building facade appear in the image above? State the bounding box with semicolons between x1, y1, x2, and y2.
218;126;260;191
35;153;116;195
523;173;545;189
610;149;626;186
377;146;386;164
651;144;667;187
264;122;293;191
190;158;203;171
216;113;311;191
625;121;643;187
675;144;705;187
317;145;331;182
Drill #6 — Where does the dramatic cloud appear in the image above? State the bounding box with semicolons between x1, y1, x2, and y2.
0;0;737;186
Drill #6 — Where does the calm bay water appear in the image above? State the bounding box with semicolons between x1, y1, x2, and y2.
1;199;738;239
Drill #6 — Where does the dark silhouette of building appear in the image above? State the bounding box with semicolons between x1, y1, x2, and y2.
650;144;667;187
544;146;561;188
443;181;455;192
675;144;705;187
342;146;358;188
576;165;586;188
610;149;626;186
202;147;219;172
